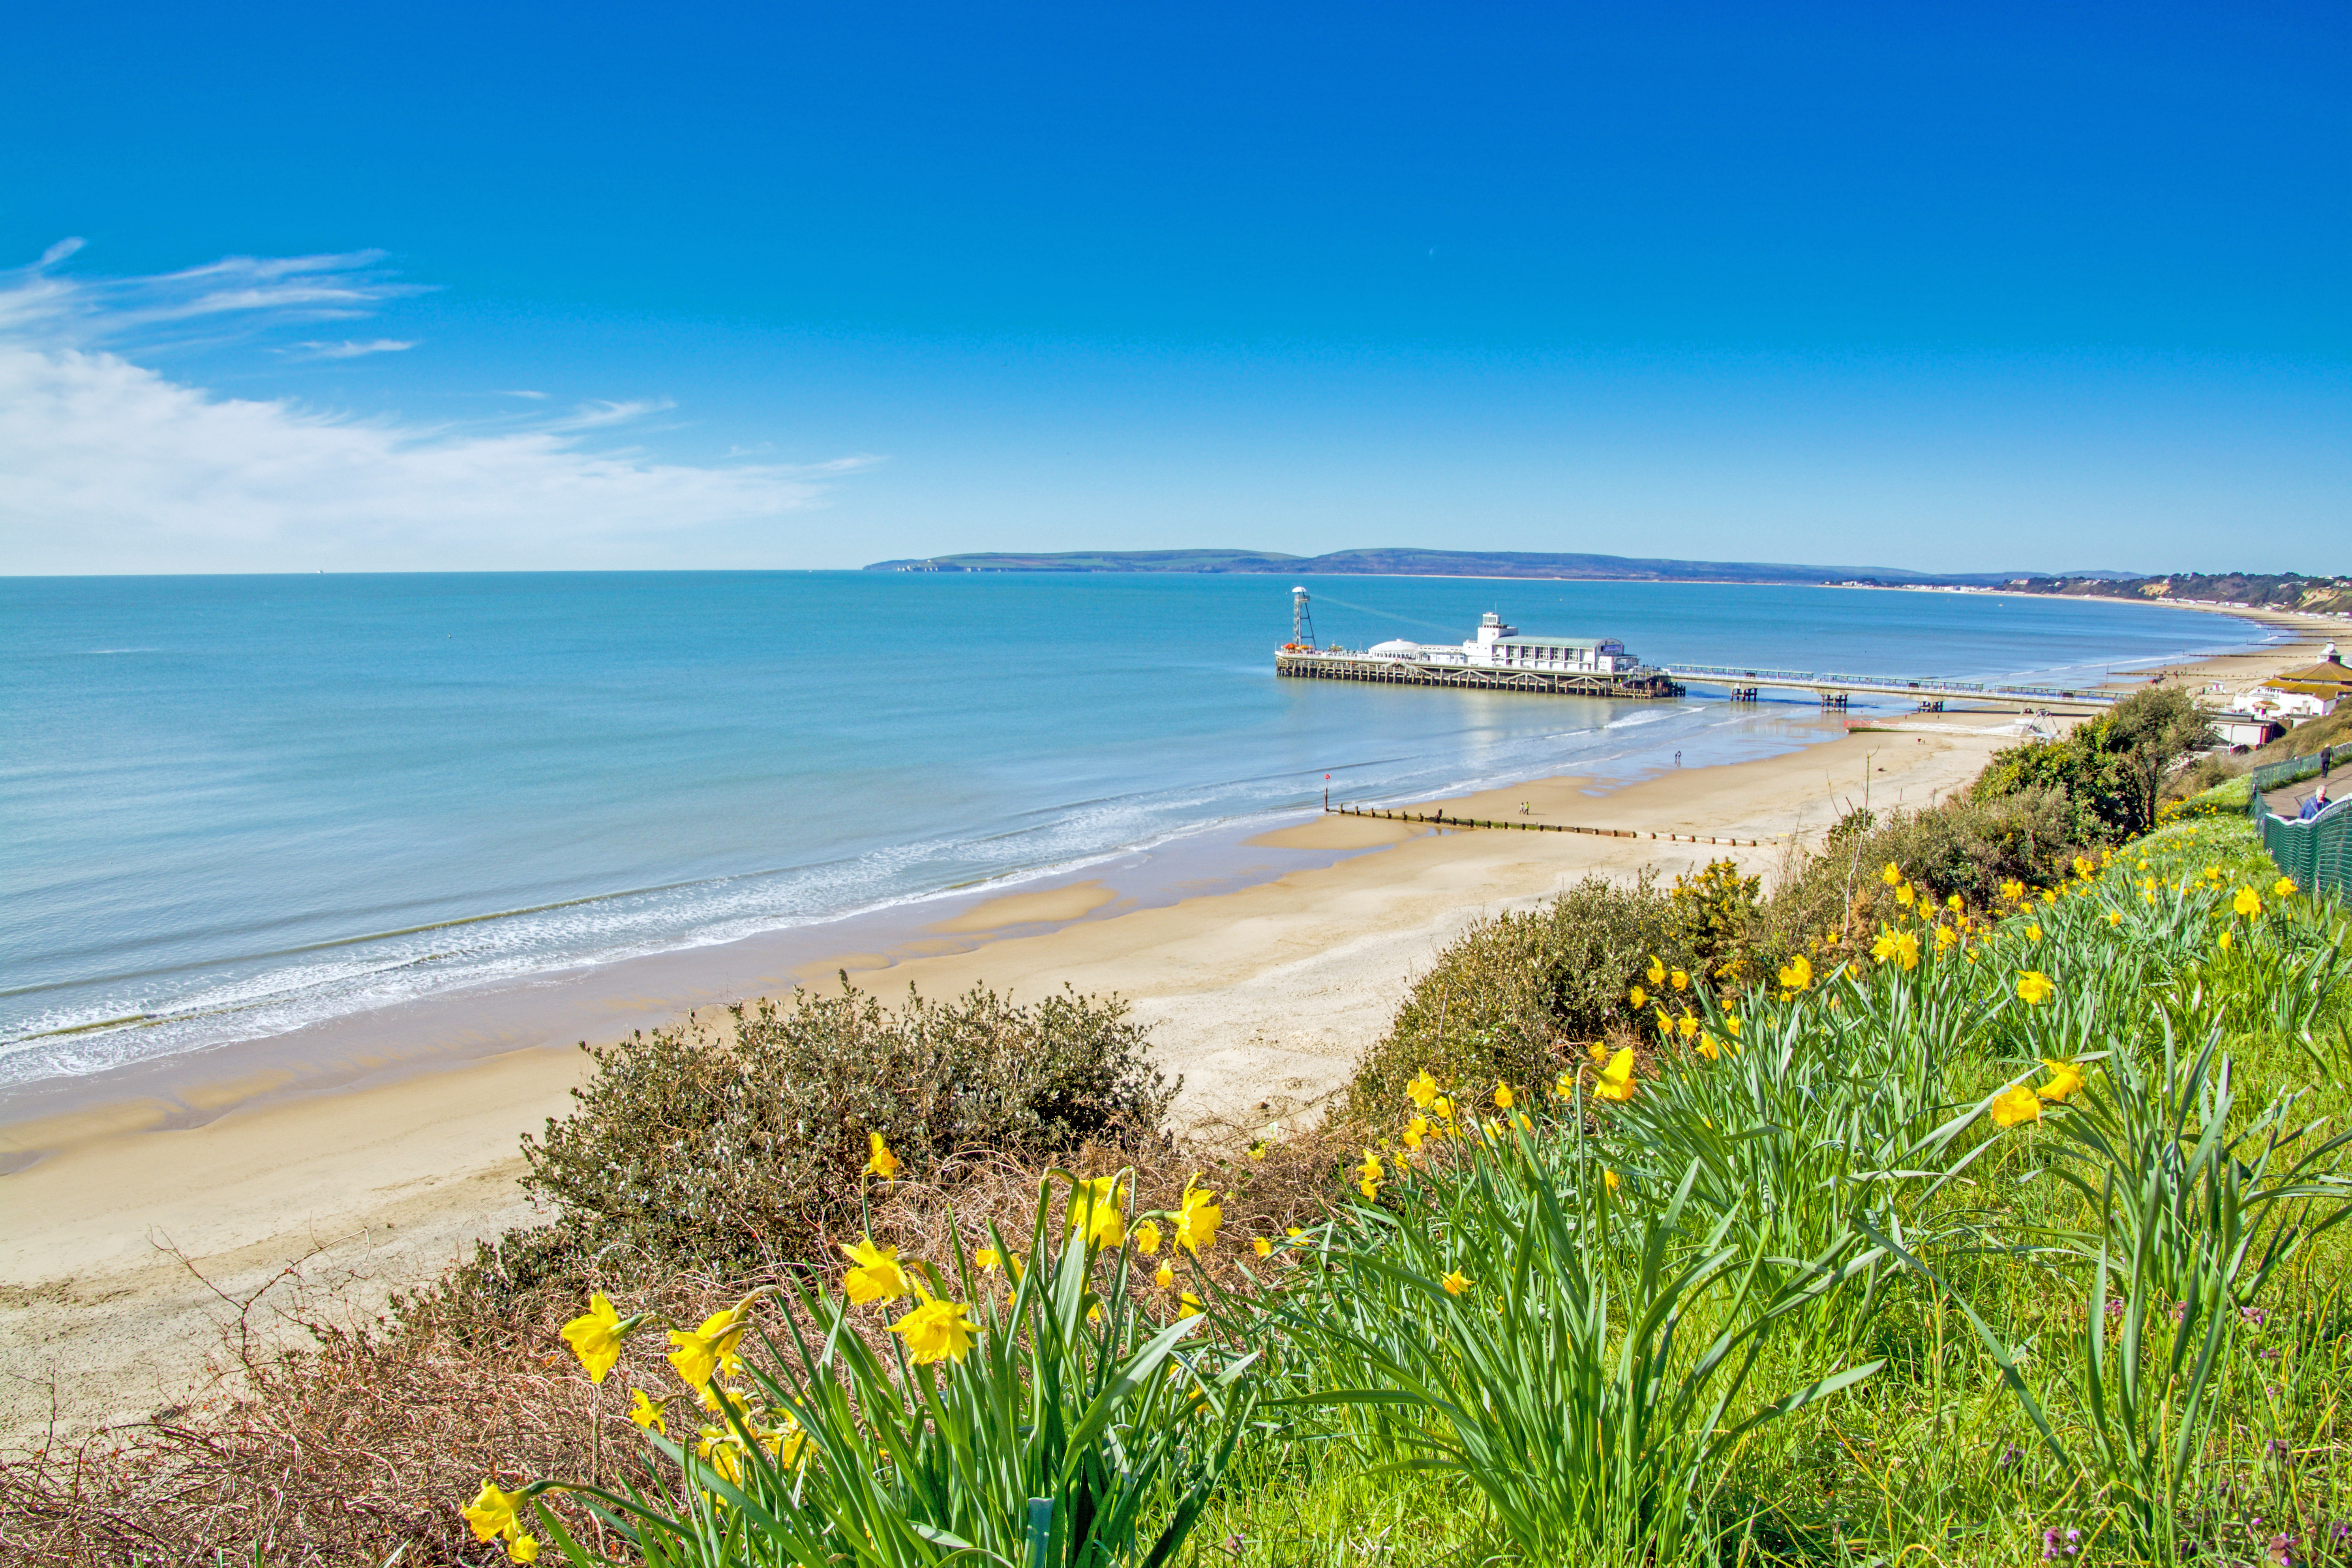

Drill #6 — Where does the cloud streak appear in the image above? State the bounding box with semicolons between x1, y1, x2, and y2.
290;338;417;358
0;245;874;572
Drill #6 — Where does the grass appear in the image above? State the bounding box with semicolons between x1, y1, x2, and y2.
7;808;2352;1567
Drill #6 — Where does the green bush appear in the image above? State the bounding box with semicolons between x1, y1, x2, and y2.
1975;687;2215;842
517;981;1175;1275
1347;874;1693;1118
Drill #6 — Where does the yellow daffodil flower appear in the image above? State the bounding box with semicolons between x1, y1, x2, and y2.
1287;1226;1304;1238
1179;1291;1205;1315
1883;862;1903;887
1133;1219;1161;1255
1646;955;1666;986
1896;882;1916;908
1441;1270;1471;1295
2036;1058;2085;1103
463;1480;526;1544
2274;876;2297;898
667;1309;748;1391
1935;924;1958;951
560;1292;630;1384
1407;1069;1439;1108
1677;1013;1697;1039
1776;954;1814;992
2001;878;2024;902
1990;1085;2043;1129
975;1246;1003;1272
1629;983;1648;1009
1695;1030;1722;1061
2218;930;2233;951
2106;910;2123;927
629;1388;665;1434
508;1535;540;1564
1725;1015;1741;1038
841;1237;913;1305
1552;1071;1574;1100
1174;1178;1223;1255
1948;893;1964;912
2016;971;2055;1006
1253;1237;1273;1257
758;1413;807;1468
1492;1081;1513;1109
1596;1047;1637;1102
1669;968;1689;992
1356;1149;1384;1199
1155;1262;1175;1290
2233;887;2262;919
2025;923;2042;942
1602;1168;1621;1194
862;1130;900;1181
1403;1114;1429;1149
1431;1094;1455;1121
889;1286;978;1365
1656;1009;1675;1038
1067;1173;1127;1251
2073;856;2094;881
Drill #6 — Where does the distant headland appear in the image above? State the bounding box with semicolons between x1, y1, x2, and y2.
862;549;2350;614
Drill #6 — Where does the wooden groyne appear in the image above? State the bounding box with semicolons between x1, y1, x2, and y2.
1329;804;1760;847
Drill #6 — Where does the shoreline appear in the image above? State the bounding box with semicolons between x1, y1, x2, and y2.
1;607;2336;1441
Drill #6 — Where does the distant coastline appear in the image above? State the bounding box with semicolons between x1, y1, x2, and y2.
863;548;2352;618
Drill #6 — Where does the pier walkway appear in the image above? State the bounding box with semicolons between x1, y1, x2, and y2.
1658;664;2120;711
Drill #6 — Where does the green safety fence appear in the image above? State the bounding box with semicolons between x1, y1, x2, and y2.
2247;748;2338;796
2251;788;2350;902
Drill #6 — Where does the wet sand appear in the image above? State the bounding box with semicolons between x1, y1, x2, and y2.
3;607;2337;1441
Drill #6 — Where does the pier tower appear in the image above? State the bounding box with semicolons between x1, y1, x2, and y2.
1291;586;1316;648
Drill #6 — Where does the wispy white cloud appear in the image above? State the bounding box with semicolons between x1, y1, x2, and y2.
289;338;417;359
0;244;878;573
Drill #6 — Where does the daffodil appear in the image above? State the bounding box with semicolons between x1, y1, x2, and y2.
629;1388;666;1434
1776;954;1814;992
667;1309;748;1391
1669;968;1689;992
2106;910;2123;927
1934;924;1957;951
2274;876;2297;898
1896;882;1916;908
1132;1219;1161;1255
2036;1058;2085;1103
863;1130;900;1180
1441;1269;1471;1295
1356;1149;1384;1199
1402;1114;1429;1150
1252;1236;1273;1258
758;1412;807;1468
1948;893;1965;912
2001;878;2024;902
2016;970;2055;1006
560;1292;630;1384
1407;1069;1439;1108
1602;1168;1620;1194
1551;1071;1574;1100
890;1286;978;1365
1179;1291;1205;1315
2234;887;2263;919
1174;1178;1223;1255
1431;1094;1456;1122
1695;1030;1722;1061
1883;862;1903;887
2218;930;2234;951
1492;1081;1513;1109
464;1480;526;1544
1724;1015;1741;1038
2073;856;2094;881
975;1246;1003;1272
1596;1047;1637;1102
841;1237;913;1305
1154;1262;1176;1290
510;1536;540;1564
1628;984;1648;1010
1655;1008;1675;1038
1068;1173;1127;1250
1990;1085;2043;1129
1646;955;1666;986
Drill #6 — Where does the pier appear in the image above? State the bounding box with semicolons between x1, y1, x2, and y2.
1275;649;1684;699
1659;664;2120;711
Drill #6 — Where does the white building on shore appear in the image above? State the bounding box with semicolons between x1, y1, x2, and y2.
1366;612;1640;673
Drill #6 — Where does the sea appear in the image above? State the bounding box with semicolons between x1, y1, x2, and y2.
0;572;2271;1097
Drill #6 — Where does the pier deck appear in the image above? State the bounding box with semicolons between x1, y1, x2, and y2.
1659;664;2119;711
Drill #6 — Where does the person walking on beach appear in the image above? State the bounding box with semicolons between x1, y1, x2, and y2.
2302;784;2331;820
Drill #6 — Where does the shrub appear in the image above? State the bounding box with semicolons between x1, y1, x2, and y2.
1976;687;2216;842
1347;874;1692;1119
1763;788;2081;948
517;981;1175;1275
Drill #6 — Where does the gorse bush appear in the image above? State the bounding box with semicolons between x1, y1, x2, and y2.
520;981;1174;1275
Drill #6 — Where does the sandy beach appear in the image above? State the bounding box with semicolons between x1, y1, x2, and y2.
3;607;2337;1444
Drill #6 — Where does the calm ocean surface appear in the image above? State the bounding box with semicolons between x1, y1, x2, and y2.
0;573;2268;1092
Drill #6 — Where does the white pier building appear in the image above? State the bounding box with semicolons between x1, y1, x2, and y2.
1364;612;1641;673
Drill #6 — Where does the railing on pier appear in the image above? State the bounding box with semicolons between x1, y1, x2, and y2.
1660;664;2119;707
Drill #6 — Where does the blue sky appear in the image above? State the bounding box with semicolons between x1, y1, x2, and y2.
1;1;2344;574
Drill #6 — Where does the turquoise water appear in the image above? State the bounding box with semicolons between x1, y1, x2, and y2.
0;572;2266;1090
